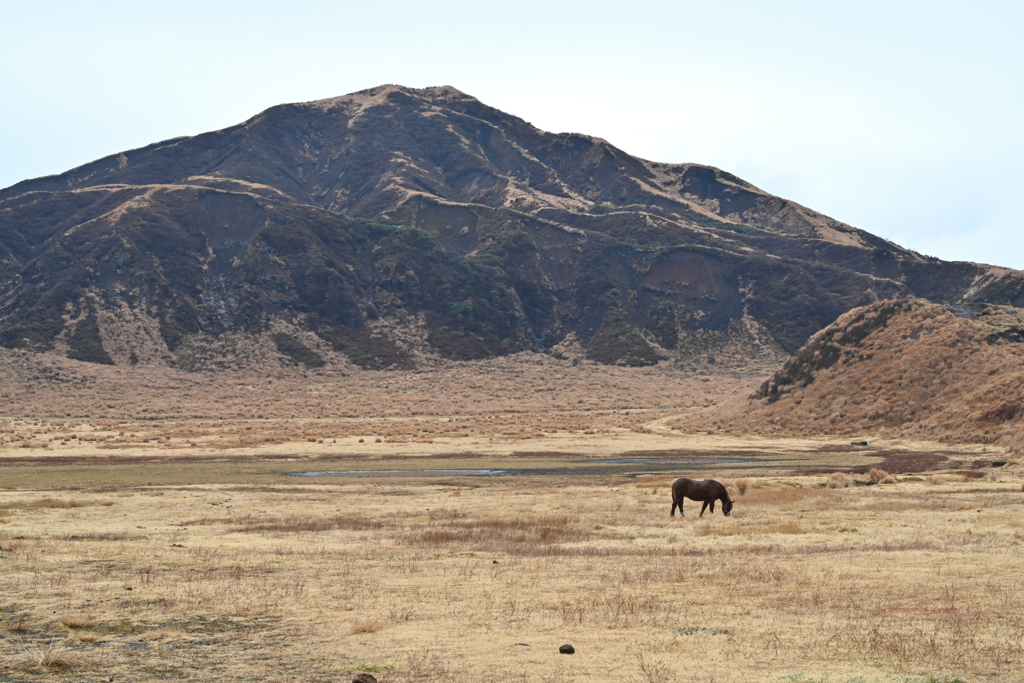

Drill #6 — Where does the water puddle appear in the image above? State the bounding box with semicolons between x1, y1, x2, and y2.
289;469;507;478
592;458;758;465
287;456;782;479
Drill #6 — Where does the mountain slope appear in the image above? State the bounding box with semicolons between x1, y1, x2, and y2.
686;299;1024;452
2;85;1023;369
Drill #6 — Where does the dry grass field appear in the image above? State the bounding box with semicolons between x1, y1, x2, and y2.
1;461;1022;683
1;351;1023;682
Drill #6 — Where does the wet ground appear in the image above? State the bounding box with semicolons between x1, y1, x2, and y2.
287;454;808;479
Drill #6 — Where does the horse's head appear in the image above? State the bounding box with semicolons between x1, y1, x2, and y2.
723;499;734;516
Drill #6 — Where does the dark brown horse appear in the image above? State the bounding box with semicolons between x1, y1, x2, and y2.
670;478;733;518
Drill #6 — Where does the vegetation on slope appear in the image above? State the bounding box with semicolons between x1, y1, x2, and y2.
704;299;1024;451
2;85;1023;369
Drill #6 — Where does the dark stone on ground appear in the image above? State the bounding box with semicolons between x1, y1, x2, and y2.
559;644;575;654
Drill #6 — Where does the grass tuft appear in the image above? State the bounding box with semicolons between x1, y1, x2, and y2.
354;659;392;672
6;642;100;672
828;472;852;489
350;619;385;634
869;468;889;484
59;614;96;629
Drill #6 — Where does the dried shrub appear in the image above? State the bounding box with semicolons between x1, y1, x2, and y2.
828;472;852;489
7;643;99;672
734;478;749;495
404;651;454;680
879;475;898;485
64;532;142;541
869;468;889;484
743;487;832;504
271;333;325;368
221;514;388;534
350;619;384;634
59;615;96;629
0;498;90;511
698;521;803;537
409;513;594;553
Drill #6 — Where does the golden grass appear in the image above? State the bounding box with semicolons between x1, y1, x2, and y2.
58;614;96;629
0;346;758;431
696;520;804;536
0;346;1019;681
828;472;852;488
350;619;385;635
0;459;1022;682
0;497;91;510
4;642;102;672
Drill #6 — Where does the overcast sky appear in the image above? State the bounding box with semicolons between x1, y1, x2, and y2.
2;1;1022;269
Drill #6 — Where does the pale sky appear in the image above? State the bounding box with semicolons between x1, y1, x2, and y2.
2;0;1022;269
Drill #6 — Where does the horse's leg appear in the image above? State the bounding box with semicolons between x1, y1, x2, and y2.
708;500;715;515
670;499;677;517
700;500;709;517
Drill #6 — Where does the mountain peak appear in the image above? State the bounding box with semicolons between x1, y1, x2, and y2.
304;83;474;113
1;87;1022;372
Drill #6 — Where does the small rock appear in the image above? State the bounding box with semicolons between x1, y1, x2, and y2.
559;644;575;655
493;560;499;564
352;674;377;683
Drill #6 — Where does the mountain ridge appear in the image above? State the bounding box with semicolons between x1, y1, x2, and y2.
2;85;1022;371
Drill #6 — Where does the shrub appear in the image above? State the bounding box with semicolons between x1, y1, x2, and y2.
59;615;96;629
8;643;98;672
827;472;852;489
271;333;325;368
350;619;384;634
869;468;889;484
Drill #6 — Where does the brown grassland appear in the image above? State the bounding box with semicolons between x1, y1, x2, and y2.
1;351;1022;682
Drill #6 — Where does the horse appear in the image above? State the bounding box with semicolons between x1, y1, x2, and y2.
670;478;733;518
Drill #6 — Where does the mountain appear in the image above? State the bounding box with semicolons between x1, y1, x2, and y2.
2;84;1023;370
687;299;1024;452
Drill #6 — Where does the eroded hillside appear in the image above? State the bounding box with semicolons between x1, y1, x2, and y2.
680;299;1024;451
2;85;1022;371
